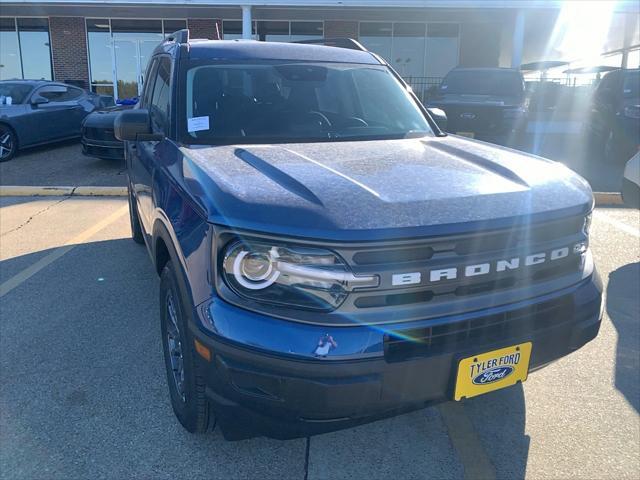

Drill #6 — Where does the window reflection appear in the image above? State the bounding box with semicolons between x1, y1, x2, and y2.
222;20;323;42
0;18;21;80
85;18;185;100
359;22;460;79
359;22;393;63
0;17;52;81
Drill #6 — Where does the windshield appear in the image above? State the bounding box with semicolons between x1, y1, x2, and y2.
623;71;639;98
439;70;524;97
0;83;33;105
182;62;432;144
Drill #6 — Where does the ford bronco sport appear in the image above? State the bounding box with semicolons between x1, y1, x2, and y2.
115;31;602;440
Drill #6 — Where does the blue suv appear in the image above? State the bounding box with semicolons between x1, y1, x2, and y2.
115;31;602;440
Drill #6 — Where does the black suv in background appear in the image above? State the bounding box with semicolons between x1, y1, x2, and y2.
586;68;640;162
428;67;527;146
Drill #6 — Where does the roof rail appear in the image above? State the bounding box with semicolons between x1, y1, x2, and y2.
165;29;189;44
293;38;369;52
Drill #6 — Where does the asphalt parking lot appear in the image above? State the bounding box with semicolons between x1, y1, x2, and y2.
0;196;638;480
0;142;126;188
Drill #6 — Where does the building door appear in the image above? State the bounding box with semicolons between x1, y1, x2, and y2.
114;39;158;101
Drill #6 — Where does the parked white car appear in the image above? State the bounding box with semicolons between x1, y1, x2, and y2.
622;151;640;208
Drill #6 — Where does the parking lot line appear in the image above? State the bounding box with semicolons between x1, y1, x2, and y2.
0;204;129;298
438;402;497;480
594;210;640;238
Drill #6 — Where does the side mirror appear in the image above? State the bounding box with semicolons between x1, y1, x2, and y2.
427;107;447;132
114;109;158;141
30;95;49;106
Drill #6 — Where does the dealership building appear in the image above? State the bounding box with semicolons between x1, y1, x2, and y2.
1;0;638;100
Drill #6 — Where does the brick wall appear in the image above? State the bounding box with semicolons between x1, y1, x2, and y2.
49;17;90;89
187;18;222;40
324;21;359;39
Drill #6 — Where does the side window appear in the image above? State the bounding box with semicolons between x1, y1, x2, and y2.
149;57;171;134
142;59;158;108
37;85;83;103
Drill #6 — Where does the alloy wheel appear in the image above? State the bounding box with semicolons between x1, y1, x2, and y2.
166;292;186;403
0;128;14;161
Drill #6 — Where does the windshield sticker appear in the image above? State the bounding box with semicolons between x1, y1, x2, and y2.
1;96;12;105
188;116;210;132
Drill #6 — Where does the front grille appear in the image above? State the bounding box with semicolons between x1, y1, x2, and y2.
83;127;116;142
384;294;573;361
338;216;585;312
441;105;506;134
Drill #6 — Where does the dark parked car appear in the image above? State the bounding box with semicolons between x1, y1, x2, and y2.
116;31;601;440
0;80;107;162
586;68;640;162
428;67;528;145
81;105;132;161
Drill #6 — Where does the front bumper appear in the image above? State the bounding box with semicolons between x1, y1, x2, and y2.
189;273;602;439
622;177;640;208
81;138;124;160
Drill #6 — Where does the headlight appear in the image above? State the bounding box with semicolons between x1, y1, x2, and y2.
222;241;379;311
623;105;640;119
583;213;592;237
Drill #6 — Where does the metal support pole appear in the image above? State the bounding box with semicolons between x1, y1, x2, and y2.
242;5;252;40
511;10;525;69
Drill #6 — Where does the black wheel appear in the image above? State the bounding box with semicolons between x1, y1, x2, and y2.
0;124;18;162
127;183;145;244
160;261;215;433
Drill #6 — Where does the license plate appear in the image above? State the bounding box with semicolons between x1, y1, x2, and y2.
456;131;475;138
454;342;532;401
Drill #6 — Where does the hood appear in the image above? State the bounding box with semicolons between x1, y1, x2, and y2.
178;136;592;240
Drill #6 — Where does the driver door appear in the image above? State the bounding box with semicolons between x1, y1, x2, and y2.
28;85;86;142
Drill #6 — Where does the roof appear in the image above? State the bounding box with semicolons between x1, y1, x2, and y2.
185;40;382;65
0;79;51;85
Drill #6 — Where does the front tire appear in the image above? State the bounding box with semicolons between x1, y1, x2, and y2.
160;261;214;433
0;124;18;162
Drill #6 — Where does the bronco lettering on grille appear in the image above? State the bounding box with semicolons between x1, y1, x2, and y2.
391;246;571;286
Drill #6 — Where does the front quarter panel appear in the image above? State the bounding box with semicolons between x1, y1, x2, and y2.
0;105;30;145
151;141;213;306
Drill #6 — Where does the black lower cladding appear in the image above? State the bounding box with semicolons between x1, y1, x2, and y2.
193;276;602;440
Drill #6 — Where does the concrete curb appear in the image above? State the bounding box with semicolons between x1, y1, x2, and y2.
0;186;625;206
593;192;624;206
0;186;127;197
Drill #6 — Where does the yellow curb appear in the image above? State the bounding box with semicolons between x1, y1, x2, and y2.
72;186;128;196
594;192;624;206
0;186;74;196
0;186;127;197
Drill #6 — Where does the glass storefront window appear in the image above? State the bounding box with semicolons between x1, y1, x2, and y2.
223;20;322;42
359;22;393;63
0;17;52;81
359;21;460;79
87;19;113;94
426;23;460;78
222;20;256;40
392;23;426;78
257;21;289;42
0;18;21;80
86;18;185;100
163;20;187;37
17;18;52;80
290;21;323;42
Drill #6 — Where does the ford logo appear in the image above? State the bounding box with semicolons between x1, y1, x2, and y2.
460;112;476;119
472;366;514;385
